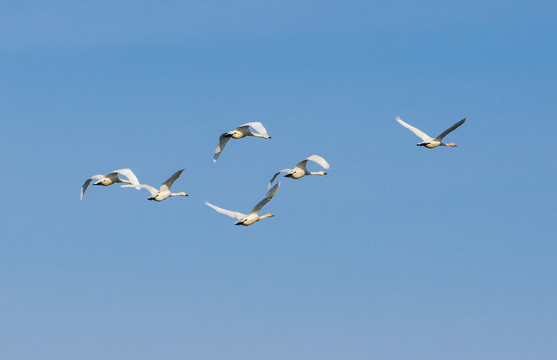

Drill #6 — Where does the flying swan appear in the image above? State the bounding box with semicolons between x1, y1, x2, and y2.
396;116;466;148
268;155;330;188
205;182;281;226
213;122;271;162
124;169;188;201
80;168;141;200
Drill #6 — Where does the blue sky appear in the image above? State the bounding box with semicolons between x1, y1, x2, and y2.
1;1;556;359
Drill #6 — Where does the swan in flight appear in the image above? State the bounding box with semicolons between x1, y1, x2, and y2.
80;168;141;200
268;155;330;188
213;122;271;162
205;182;280;226
124;169;188;201
396;116;466;148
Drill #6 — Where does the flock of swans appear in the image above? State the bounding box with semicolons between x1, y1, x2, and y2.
81;117;466;226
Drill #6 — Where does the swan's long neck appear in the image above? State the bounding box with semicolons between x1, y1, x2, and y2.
258;213;274;221
308;171;327;176
170;192;188;197
251;132;270;139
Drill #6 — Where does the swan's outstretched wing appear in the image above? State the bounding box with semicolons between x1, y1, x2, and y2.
268;169;292;189
296;155;330;172
306;154;330;169
214;134;231;162
205;201;246;220
250;182;280;215
161;169;184;192
396;117;433;141
240;122;269;137
434;118;466;141
80;175;104;200
114;168;141;188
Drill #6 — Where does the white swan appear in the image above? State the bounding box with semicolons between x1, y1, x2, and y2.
205;182;280;226
213;122;271;162
125;169;188;201
396;116;466;148
80;168;141;200
268;155;330;188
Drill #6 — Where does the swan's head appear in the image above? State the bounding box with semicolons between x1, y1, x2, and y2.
446;143;457;147
263;212;274;218
178;192;188;196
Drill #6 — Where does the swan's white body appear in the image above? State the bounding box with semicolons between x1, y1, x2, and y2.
205;182;280;226
213;122;271;162
396;116;466;148
125;169;187;201
80;168;141;200
268;155;330;188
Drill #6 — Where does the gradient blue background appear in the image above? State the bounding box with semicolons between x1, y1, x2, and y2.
1;1;556;359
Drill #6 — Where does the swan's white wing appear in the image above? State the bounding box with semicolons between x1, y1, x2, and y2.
240;122;269;137
294;159;309;172
80;179;93;200
250;182;280;215
80;175;104;200
302;155;330;170
161;169;184;192
268;169;292;189
214;134;231;162
396;117;433;141
205;201;246;220
434;118;466;141
114;168;141;187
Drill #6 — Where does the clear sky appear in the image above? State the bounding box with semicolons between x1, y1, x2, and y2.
1;1;556;359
